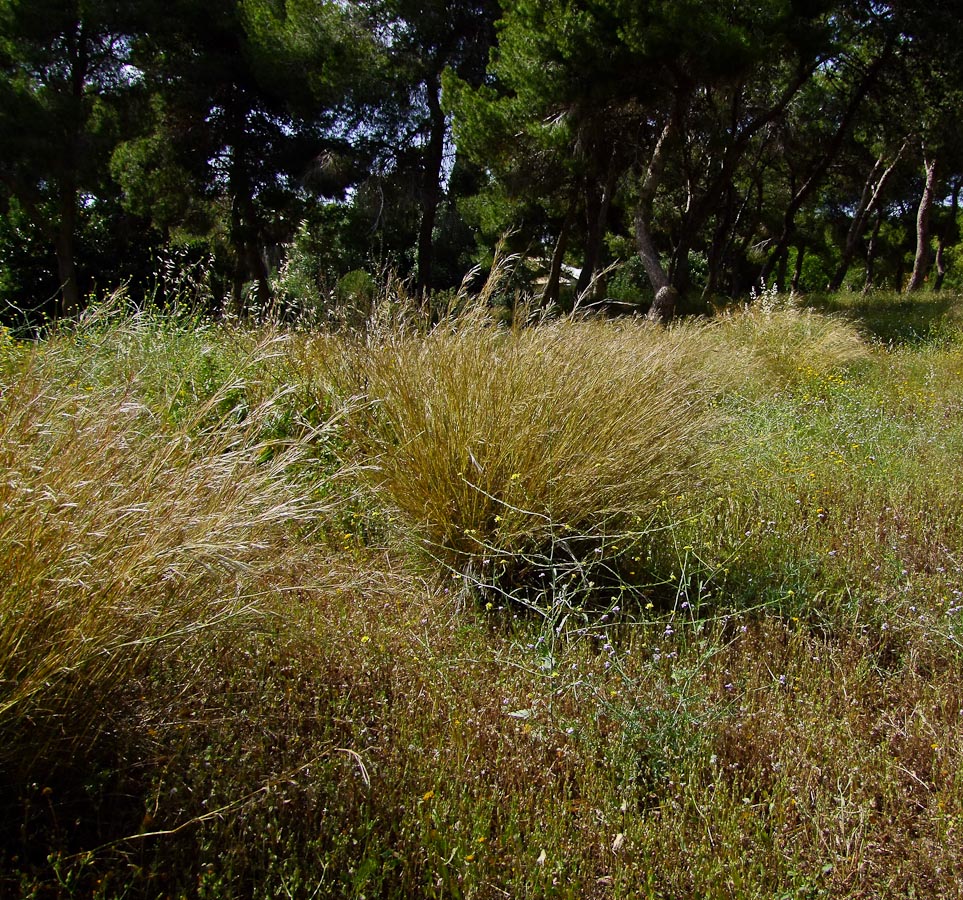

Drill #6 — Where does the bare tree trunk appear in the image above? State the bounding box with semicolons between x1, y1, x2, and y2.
636;208;678;322
933;178;960;292
55;190;82;318
775;247;789;293
704;188;734;298
576;158;617;300
416;71;446;300
760;48;890;284
245;236;271;310
225;90;270;318
634;212;670;294
228;193;246;317
226;190;270;317
54;15;88;319
791;242;806;293
831;153;886;291
863;207;884;292
634;119;677;321
673;64;813;300
704;164;763;299
906;151;938;293
828;138;908;292
646;284;679;322
934;240;948;292
542;198;577;307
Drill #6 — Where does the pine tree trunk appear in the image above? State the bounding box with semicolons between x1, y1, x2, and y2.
760;51;889;285
906;151;938;293
416;71;446;300
863;207;884;293
635;212;678;321
775;248;789;293
576;160;616;301
634;211;670;294
55;191;82;318
934;242;947;292
634;119;675;320
228;194;246;318
791;242;806;293
227;155;270;317
542;198;577;307
54;15;87;319
828;140;906;293
933;180;959;292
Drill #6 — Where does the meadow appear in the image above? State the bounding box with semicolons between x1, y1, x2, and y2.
1;286;962;899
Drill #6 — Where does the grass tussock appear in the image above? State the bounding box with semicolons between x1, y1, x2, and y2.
0;328;329;777
338;316;718;594
710;297;870;389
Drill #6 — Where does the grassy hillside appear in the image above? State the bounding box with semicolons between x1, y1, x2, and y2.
1;291;962;899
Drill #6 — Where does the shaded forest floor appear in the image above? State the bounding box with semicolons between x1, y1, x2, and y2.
2;290;962;899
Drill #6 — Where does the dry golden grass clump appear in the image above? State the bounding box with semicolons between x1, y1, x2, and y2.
5;289;963;899
334;315;718;589
0;341;324;775
710;298;870;389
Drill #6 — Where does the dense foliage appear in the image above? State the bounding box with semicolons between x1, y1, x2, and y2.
1;0;962;323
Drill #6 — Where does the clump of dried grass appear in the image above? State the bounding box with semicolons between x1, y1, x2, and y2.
711;299;870;388
335;314;718;592
0;336;326;776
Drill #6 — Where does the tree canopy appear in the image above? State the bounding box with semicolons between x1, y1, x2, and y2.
1;0;962;323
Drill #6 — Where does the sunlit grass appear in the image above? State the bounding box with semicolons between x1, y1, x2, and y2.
0;307;344;781
2;291;963;898
329;315;720;609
